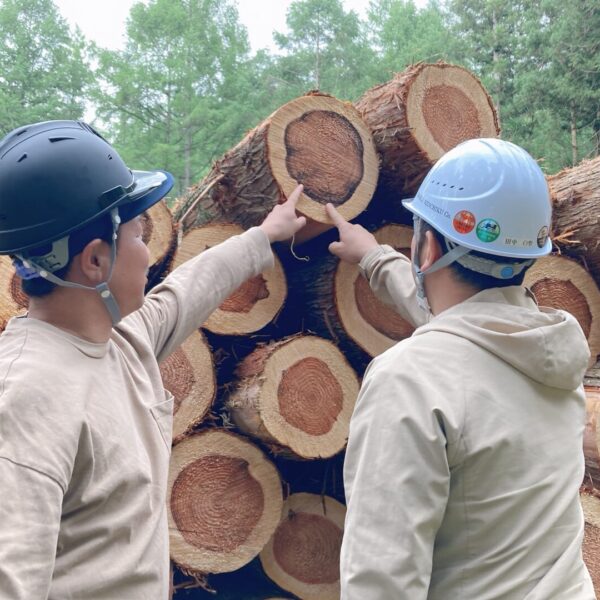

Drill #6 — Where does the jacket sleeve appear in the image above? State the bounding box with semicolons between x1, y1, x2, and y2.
125;226;274;362
358;245;429;328
0;458;63;599
340;352;451;600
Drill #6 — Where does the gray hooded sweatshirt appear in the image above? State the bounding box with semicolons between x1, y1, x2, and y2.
341;247;595;599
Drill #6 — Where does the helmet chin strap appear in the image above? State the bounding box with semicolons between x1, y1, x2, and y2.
15;209;123;325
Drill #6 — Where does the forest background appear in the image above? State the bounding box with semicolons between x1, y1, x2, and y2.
1;0;598;199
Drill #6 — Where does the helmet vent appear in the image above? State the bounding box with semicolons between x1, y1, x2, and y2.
17;153;27;163
48;136;74;143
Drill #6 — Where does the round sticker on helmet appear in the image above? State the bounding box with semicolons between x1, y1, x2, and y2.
476;219;500;243
452;211;476;234
537;226;549;248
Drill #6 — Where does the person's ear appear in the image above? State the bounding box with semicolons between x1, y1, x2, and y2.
78;239;111;283
419;230;443;271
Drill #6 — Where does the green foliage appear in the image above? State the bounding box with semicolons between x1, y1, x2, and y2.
0;0;92;134
270;0;376;101
367;0;455;80
3;0;597;179
92;0;254;195
446;0;599;171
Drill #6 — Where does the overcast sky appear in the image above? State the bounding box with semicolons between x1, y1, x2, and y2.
53;0;425;53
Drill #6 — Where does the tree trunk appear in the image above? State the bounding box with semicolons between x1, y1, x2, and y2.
226;335;359;459
171;223;287;335
571;103;578;166
285;224;415;374
523;254;600;366
354;62;500;196
159;329;215;443
174;92;379;244
260;493;346;600
168;429;283;575
548;156;600;285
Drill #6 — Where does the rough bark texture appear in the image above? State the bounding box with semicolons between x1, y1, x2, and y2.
174;92;379;244
549;157;600;285
355;62;500;196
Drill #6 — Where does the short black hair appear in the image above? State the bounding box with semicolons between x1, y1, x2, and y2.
20;215;114;298
417;219;533;291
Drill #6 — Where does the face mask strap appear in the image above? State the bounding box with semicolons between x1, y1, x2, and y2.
412;215;471;313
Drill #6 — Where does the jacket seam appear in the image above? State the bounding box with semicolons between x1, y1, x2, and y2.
0;455;66;493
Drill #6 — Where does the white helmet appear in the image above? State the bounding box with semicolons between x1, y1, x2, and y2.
402;138;552;259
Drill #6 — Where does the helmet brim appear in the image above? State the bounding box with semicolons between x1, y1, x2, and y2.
118;170;174;223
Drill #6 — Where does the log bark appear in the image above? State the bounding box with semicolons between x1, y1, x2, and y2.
174;92;379;244
168;429;283;575
355;62;500;196
549;157;600;285
524;254;600;366
0;255;28;330
159;329;216;443
171;223;287;335
226;334;359;459
286;224;415;374
260;493;346;600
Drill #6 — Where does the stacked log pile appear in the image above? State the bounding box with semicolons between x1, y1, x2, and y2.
0;62;598;599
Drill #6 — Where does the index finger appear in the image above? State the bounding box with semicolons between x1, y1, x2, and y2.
284;184;304;207
325;203;349;228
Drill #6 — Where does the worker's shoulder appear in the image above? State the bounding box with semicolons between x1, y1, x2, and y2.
0;323;89;411
377;326;471;364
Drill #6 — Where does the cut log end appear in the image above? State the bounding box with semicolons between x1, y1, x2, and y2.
524;255;600;366
336;224;415;356
356;62;500;195
581;492;600;593
268;94;379;225
0;256;28;330
172;455;264;553
160;329;215;442
227;335;359;459
172;223;287;335
142;201;177;289
168;430;283;575
583;386;600;493
285;110;364;205
406;64;500;160
260;493;346;600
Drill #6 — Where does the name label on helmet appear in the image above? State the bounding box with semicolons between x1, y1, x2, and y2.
421;197;451;219
503;236;535;248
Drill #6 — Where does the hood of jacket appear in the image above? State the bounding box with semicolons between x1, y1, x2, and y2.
413;286;590;391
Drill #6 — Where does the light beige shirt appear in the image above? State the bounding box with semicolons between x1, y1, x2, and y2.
0;227;273;600
341;246;596;599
